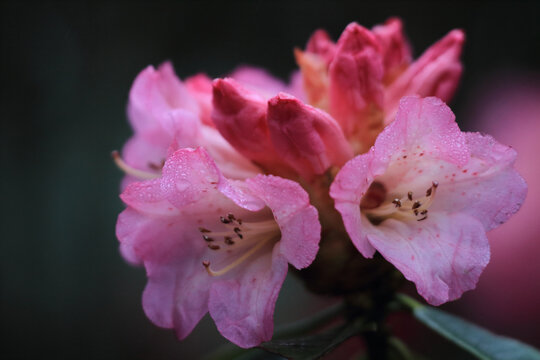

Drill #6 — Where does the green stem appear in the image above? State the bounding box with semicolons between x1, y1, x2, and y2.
388;337;416;360
395;293;422;311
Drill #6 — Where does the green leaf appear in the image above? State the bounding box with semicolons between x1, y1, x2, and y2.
260;318;365;360
397;294;540;360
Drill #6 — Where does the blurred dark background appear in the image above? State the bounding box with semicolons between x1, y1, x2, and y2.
2;1;540;359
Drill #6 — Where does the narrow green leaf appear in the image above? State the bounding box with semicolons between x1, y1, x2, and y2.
398;294;540;360
260;318;365;360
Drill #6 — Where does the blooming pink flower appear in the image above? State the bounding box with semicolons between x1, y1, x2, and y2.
296;18;464;152
330;96;527;305
117;147;320;348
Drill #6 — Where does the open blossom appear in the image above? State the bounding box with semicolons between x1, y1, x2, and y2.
330;96;527;305
296;18;464;153
117;147;320;348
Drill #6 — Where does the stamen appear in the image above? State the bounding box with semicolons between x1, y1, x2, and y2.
203;236;273;277
363;181;439;224
111;151;160;180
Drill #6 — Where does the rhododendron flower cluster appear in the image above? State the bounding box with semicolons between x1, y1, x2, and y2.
114;18;526;348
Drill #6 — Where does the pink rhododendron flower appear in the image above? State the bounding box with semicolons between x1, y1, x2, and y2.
296;18;464;153
330;96;527;305
114;17;528;351
117;147;320;348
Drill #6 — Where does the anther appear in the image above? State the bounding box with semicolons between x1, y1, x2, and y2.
418;216;428;221
420;210;428;215
220;216;231;224
202;235;214;242
392;199;402;207
426;187;432;197
148;159;165;171
414;209;419;216
412;201;422;209
224;236;235;245
227;213;236;221
408;192;413;201
432;181;439;188
202;260;210;267
208;244;220;250
234;227;241;234
199;227;211;233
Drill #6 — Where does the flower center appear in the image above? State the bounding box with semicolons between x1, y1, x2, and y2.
362;181;439;225
200;213;281;276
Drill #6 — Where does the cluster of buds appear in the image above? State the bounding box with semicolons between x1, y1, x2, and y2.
114;18;526;348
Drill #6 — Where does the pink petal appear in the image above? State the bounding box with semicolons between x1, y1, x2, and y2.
328;22;384;143
209;247;288;348
118;207;212;338
294;49;330;111
120;178;178;216
330;150;378;257
364;213;490;305
246;174;321;269
385;29;464;123
160;147;223;209
196;126;261;180
374;96;469;169
212;78;285;172
121;133;168;175
143;258;212;339
229;66;288;99
119;243;142;265
127;62;199;134
305;29;336;65
185;73;214;127
372;17;412;81
431;132;527;231
266;93;353;177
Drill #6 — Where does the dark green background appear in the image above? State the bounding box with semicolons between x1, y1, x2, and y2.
2;1;539;359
